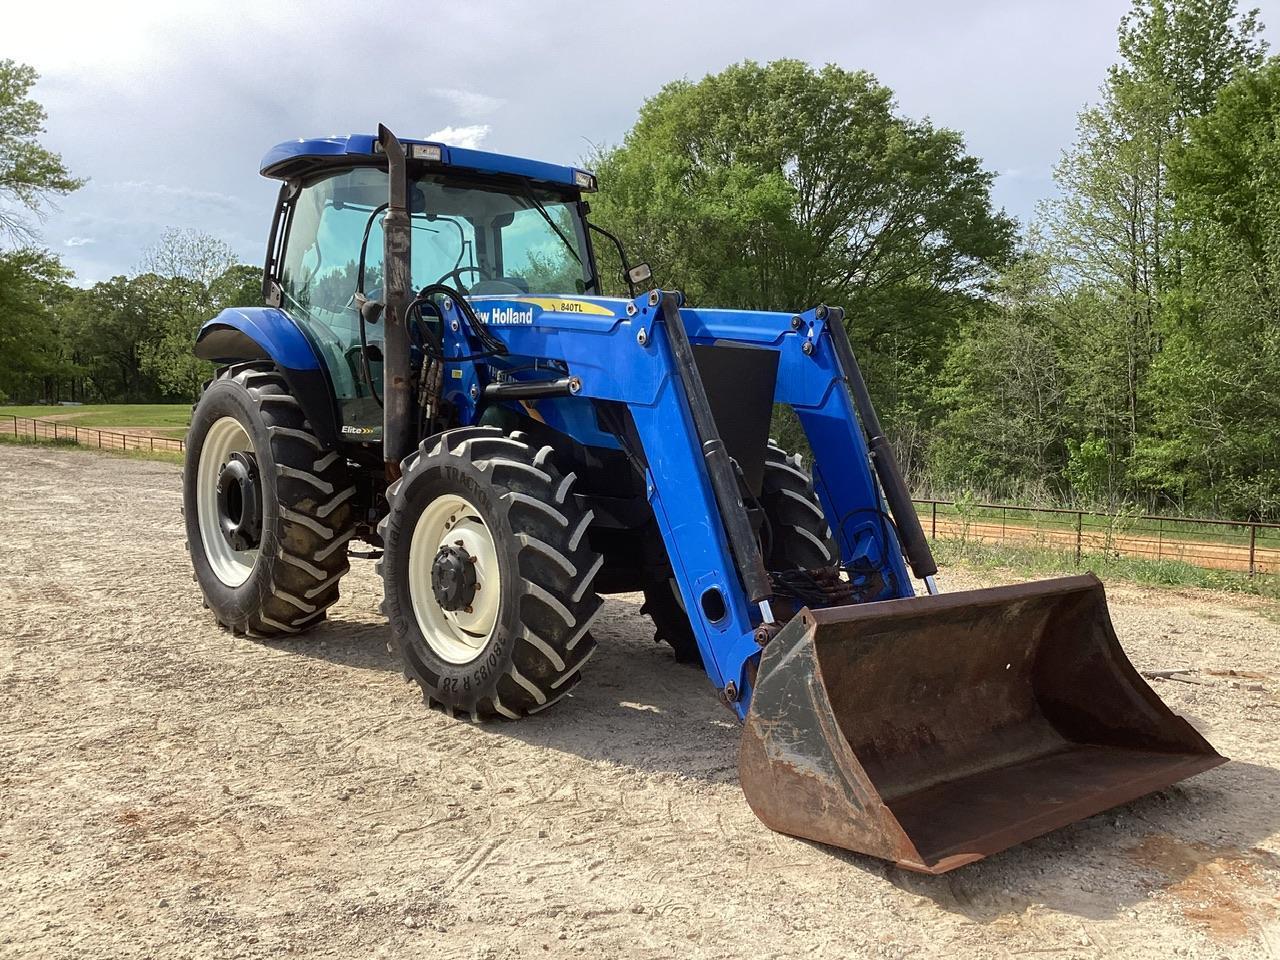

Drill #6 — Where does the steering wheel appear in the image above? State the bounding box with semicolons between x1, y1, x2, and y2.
436;265;484;293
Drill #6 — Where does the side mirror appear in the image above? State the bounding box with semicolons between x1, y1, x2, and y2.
359;298;385;326
628;263;653;286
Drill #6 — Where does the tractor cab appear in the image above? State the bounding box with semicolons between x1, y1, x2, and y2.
259;135;601;439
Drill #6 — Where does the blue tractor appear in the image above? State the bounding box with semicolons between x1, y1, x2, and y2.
184;126;1224;873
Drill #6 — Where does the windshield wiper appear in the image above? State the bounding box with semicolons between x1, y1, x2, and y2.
519;181;583;268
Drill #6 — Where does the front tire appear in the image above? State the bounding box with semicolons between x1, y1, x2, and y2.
183;365;357;636
379;427;604;719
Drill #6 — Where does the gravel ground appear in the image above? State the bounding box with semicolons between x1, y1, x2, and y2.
1;443;1278;959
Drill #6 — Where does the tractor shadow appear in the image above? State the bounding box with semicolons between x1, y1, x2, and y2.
795;758;1280;924
274;594;744;781
269;596;1280;924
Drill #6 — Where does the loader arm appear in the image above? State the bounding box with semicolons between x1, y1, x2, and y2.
430;288;915;716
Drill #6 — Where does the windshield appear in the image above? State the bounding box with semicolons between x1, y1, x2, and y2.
277;166;594;427
281;167;591;318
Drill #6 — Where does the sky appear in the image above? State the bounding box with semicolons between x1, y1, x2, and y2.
6;0;1277;284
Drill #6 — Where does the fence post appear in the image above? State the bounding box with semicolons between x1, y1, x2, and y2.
1249;524;1258;578
150;437;155;452
1157;517;1163;561
931;501;937;540
1075;511;1083;565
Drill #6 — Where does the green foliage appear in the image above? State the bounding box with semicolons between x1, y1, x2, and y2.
1036;1;1264;496
929;253;1068;499
1;240;258;405
1064;435;1115;505
589;58;1015;469
0;60;83;245
1137;57;1280;517
0;248;71;402
136;229;245;400
931;0;1273;517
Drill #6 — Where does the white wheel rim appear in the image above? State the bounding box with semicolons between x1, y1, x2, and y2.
408;494;501;664
197;416;258;587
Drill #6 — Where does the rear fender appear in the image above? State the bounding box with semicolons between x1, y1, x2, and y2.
195;307;342;449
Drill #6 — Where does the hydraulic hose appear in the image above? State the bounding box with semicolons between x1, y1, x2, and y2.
825;307;938;582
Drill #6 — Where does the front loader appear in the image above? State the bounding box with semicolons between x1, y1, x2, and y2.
183;126;1224;874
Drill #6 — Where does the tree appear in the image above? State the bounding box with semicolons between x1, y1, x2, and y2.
1038;0;1264;499
1137;58;1280;518
137;228;242;399
0;60;82;245
588;60;1015;455
0;249;71;402
0;60;83;402
929;252;1071;500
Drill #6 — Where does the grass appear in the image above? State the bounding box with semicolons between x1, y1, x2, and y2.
0;404;190;439
0;431;184;464
934;537;1280;601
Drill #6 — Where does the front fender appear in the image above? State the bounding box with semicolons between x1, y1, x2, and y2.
195;307;342;449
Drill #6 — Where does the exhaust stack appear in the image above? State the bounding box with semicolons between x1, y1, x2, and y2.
378;124;413;478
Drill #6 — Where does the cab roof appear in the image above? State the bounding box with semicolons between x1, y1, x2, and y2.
260;135;596;191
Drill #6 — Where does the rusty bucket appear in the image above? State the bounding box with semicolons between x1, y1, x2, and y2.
738;574;1225;873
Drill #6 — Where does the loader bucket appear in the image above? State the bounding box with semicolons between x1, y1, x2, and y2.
738;574;1225;874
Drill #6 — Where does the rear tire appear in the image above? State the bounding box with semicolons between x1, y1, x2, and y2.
183;365;356;636
759;441;837;569
641;578;700;665
642;441;836;666
379;427;604;719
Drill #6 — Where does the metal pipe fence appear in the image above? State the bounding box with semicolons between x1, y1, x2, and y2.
4;415;186;454
914;498;1279;577
4;414;1275;578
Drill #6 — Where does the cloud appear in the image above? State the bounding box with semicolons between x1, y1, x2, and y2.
64;236;95;246
425;125;491;150
107;180;252;212
428;87;503;118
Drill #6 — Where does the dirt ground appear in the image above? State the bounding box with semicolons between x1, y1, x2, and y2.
2;444;1278;960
